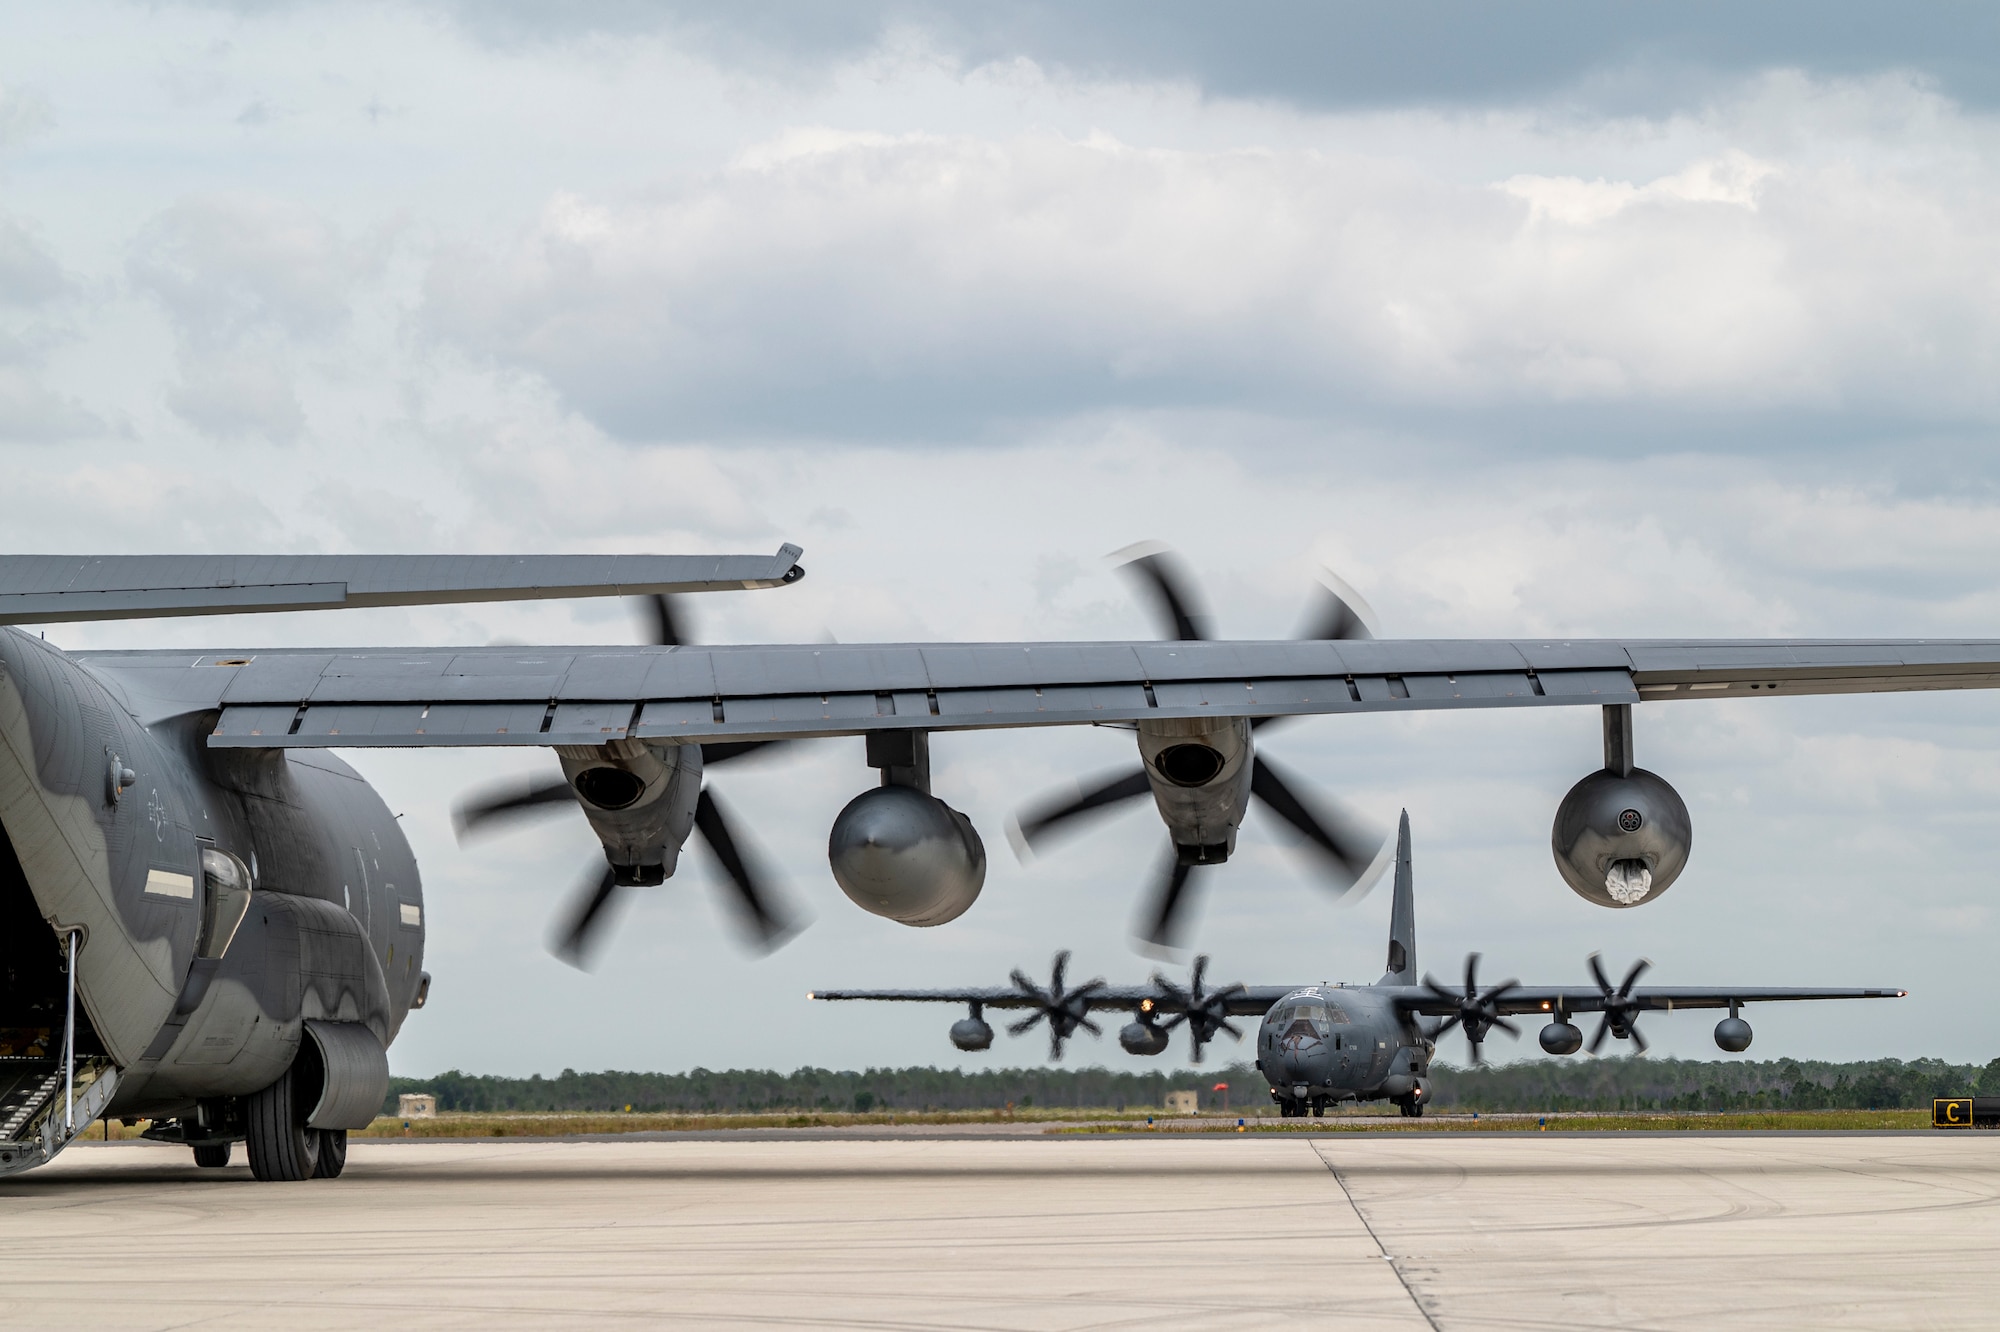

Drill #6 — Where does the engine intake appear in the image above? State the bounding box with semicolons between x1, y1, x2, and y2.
829;785;986;926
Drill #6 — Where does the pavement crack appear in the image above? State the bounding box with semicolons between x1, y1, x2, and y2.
1309;1139;1442;1332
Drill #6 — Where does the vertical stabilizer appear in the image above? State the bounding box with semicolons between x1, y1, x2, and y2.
1379;810;1417;985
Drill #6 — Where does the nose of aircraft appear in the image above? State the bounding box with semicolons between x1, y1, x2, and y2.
1270;1019;1332;1084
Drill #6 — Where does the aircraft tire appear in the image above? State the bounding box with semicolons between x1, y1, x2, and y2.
245;1065;321;1182
192;1143;231;1168
313;1129;348;1179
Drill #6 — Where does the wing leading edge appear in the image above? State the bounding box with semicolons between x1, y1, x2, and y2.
1386;985;1906;1016
809;986;1297;1016
0;548;804;625
80;634;2000;748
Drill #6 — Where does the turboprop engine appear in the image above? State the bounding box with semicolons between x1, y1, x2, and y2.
828;732;986;927
1551;705;1691;908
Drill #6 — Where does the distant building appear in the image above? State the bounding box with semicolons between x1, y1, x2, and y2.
1164;1091;1198;1116
398;1094;437;1119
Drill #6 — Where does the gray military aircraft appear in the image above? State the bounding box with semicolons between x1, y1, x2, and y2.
813;812;1906;1117
0;544;1974;1179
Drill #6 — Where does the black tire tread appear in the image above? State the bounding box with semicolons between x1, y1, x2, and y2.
312;1128;348;1179
245;1065;319;1182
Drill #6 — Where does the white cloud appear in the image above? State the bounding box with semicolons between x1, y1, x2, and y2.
127;195;394;442
424;82;2000;438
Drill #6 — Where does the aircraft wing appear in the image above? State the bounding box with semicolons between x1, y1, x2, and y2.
60;634;2000;748
809;985;1296;1016
1383;985;1906;1016
0;548;804;624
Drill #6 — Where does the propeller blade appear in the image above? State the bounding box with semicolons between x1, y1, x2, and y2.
1296;571;1379;642
1420;977;1461;1013
1009;968;1042;998
691;786;797;950
1137;854;1199;951
1011;768;1152;854
1467;1036;1486;1066
1587;951;1614;995
1619;958;1653;998
700;740;789;766
453;774;576;840
1049;950;1071;998
1432;1013;1464;1039
1114;544;1213;641
551;866;621;970
1249;756;1382;883
1076;1015;1103;1038
1464;952;1481;998
640;593;685;647
1218;1019;1244;1041
1587;1013;1613;1055
1629;1023;1650;1055
1491;1016;1521;1038
1189;954;1209;998
1007;1011;1047;1036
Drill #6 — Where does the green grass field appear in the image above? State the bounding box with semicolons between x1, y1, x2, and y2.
315;1106;1944;1137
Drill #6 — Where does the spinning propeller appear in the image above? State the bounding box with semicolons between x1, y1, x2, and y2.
1150;954;1246;1064
1004;951;1107;1061
1422;953;1522;1065
1011;545;1388;950
1586;952;1653;1054
453;595;798;968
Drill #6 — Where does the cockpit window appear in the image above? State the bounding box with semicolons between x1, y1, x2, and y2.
1277;1002;1334;1037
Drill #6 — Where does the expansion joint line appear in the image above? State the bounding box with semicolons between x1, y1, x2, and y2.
1310;1141;1441;1332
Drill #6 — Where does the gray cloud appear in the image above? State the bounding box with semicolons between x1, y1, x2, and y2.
415;0;2000;113
0;216;66;309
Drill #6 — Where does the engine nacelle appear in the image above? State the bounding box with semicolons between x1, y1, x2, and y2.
1539;1021;1584;1056
1551;767;1692;908
950;1017;994;1051
829;785;986;926
1119;1021;1169;1056
1714;1017;1753;1052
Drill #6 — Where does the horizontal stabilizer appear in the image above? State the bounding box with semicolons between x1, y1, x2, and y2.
0;548;803;625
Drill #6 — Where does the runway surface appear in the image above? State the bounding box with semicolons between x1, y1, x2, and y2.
5;1132;1995;1330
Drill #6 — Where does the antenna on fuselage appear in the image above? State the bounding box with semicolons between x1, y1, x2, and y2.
1381;810;1416;985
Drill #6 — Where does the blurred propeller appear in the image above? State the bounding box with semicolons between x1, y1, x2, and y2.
1009;543;1389;951
452;592;800;969
1151;954;1247;1064
1421;953;1522;1065
1005;951;1107;1061
1586;953;1653;1055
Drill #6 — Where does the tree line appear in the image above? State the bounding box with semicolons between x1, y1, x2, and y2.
387;1055;2000;1115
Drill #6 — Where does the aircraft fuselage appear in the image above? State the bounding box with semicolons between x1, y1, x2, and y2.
0;628;425;1131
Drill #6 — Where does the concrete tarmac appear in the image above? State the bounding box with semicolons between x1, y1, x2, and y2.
3;1132;1995;1330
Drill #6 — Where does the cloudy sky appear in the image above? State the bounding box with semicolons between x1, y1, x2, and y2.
6;2;2000;1079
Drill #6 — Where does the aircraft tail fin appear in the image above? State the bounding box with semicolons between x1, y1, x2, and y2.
1379;809;1416;986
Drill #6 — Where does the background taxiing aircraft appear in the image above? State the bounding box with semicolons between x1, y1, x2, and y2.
0;546;1974;1179
813;814;1905;1117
